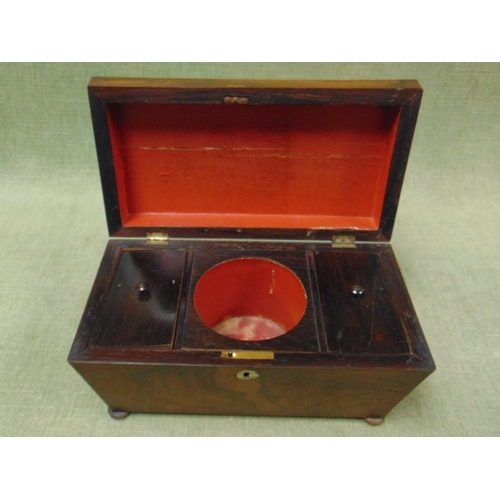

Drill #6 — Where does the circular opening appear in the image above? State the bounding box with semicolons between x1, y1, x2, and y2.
194;258;307;342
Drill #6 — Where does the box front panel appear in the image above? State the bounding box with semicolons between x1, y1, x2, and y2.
73;362;431;418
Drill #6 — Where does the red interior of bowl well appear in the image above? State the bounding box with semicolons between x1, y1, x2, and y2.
107;103;401;230
194;258;307;341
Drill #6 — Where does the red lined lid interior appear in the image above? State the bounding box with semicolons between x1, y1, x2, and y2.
107;103;401;230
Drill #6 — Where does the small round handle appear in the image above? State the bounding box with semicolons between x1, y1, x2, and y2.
135;282;148;293
350;285;365;297
135;282;151;301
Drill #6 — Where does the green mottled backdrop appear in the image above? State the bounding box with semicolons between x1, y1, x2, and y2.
1;63;499;436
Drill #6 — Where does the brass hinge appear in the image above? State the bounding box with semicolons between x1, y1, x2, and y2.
224;96;249;105
331;235;356;248
146;232;169;244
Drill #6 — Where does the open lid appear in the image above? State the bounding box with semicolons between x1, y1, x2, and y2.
88;78;422;242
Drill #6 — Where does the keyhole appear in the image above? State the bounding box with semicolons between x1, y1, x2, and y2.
236;370;259;380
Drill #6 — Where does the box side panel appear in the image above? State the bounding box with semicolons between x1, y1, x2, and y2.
379;245;435;366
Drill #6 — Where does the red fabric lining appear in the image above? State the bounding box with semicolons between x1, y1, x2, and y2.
108;103;401;230
194;258;307;331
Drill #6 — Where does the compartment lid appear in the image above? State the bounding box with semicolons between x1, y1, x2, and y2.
88;77;422;242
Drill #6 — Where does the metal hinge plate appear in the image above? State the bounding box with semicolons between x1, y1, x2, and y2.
331;235;356;248
146;232;169;244
221;350;274;360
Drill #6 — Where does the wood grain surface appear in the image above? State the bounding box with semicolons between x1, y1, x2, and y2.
69;239;435;419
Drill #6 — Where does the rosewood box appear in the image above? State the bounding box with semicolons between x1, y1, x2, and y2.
68;78;435;425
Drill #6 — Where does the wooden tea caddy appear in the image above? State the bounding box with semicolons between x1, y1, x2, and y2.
68;77;435;425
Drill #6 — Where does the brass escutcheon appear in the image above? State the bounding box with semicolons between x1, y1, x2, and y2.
236;370;260;380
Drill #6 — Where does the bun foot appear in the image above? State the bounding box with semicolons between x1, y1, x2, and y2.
364;417;384;426
108;408;130;419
